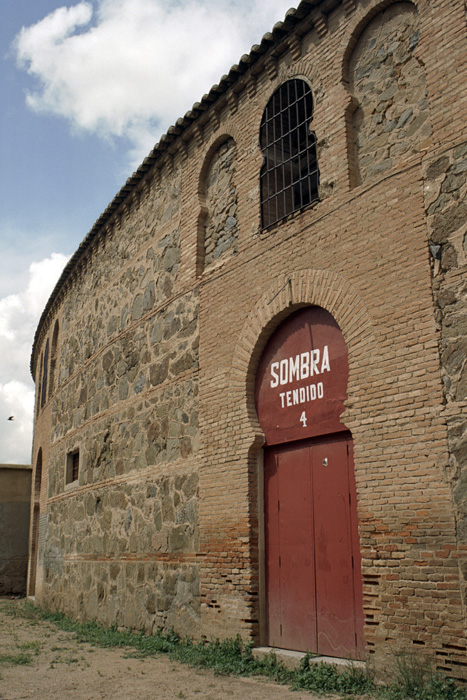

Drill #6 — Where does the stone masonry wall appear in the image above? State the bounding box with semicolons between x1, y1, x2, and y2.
34;157;201;633
58;185;182;385
48;374;198;490
423;143;467;610
50;291;199;449
42;468;199;635
349;2;431;185
203;138;238;269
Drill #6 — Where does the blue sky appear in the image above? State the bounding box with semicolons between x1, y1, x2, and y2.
1;0;294;463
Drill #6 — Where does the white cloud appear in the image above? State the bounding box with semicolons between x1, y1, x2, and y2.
0;382;35;465
0;253;69;464
14;0;295;165
25;255;70;319
4;0;294;460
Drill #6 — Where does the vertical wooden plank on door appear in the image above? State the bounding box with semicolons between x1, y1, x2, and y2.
265;442;317;652
312;434;364;658
264;448;281;646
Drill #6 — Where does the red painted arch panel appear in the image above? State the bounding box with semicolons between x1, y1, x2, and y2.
255;307;349;446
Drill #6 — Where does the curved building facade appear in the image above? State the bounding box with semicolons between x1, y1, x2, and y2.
28;0;467;678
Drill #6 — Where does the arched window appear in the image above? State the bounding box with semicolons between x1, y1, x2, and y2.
200;138;238;271
36;352;43;417
260;79;319;229
34;448;42;499
40;339;49;408
29;448;42;595
347;3;430;186
48;321;59;399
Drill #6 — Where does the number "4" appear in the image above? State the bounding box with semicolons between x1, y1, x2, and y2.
300;411;307;428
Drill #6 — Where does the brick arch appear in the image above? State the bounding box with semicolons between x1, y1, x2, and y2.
338;0;431;188
258;72;315;108
48;319;60;399
34;447;43;498
256;70;326;141
230;268;379;439
28;447;43;596
337;0;428;86
196;130;240;274
197;130;240;200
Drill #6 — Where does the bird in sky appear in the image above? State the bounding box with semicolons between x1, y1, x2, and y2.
7;416;14;421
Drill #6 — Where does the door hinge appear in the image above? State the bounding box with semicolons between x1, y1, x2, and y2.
279;555;281;568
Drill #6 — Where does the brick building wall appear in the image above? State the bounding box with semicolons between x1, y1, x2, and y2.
28;0;467;679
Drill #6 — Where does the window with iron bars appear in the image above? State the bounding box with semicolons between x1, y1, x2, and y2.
260;79;319;229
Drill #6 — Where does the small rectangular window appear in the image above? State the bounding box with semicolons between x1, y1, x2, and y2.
66;449;80;485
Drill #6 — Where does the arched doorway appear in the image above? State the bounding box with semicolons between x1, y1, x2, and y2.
28;449;42;596
255;307;364;658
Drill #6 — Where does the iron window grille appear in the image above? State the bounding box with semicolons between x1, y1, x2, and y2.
260;79;319;229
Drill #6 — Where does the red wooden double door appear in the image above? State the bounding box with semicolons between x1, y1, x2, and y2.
264;431;364;658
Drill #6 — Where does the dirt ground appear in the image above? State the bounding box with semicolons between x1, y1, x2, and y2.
0;599;328;700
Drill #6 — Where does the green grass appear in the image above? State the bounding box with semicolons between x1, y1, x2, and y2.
17;640;41;655
0;652;32;666
380;650;467;700
291;652;374;695
1;600;466;699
